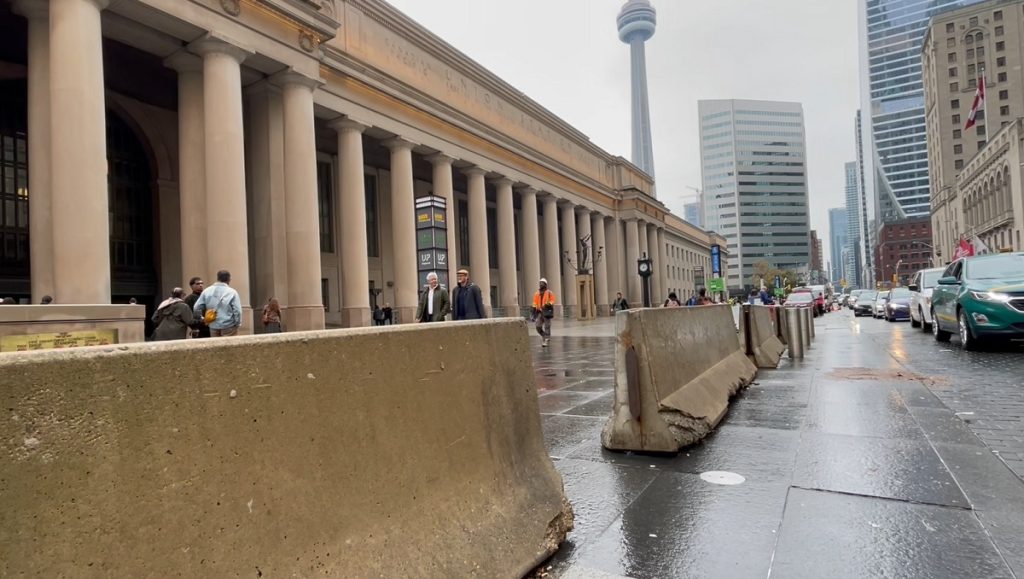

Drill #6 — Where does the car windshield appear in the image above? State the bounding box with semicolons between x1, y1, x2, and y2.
860;291;877;300
851;290;863;298
922;271;943;287
890;288;911;298
966;254;1024;280
787;293;812;303
877;292;890;300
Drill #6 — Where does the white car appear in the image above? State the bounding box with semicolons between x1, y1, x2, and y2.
908;267;945;331
873;290;890;318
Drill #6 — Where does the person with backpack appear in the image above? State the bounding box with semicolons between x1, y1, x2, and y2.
531;278;557;347
193;270;242;337
261;297;283;333
663;292;682;307
152;288;193;341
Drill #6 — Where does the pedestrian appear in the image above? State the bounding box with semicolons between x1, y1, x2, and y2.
183;277;210;338
747;289;758;305
193;269;242;337
416;272;450;323
663;292;682;307
382;303;394;325
261;297;283;333
451;268;486;320
531;278;557;347
686;292;698;306
759;287;773;305
372;304;385;326
1;297;15;305
40;295;53;304
698;288;714;305
128;297;137;305
612;292;630;312
151;288;193;341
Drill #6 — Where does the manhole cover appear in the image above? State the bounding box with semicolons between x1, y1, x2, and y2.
699;471;746;485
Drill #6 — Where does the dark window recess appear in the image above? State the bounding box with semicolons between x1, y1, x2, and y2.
0;87;29;287
317;161;334;253
487;205;498;267
365;174;379;257
106;112;155;285
458;199;470;266
322;278;329;310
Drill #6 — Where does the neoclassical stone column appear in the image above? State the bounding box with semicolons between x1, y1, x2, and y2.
647;223;661;302
464;167;491;312
560;202;579;318
494;177;518;316
606;218;624;299
541;195;563;316
591;212;610;315
385;138;419;323
279;72;324;331
428;154;458;290
14;0;53;302
519;187;541;310
333;118;370;327
50;0;111;304
165;52;207;286
192;36;253;331
625;219;641;306
657;227;668;303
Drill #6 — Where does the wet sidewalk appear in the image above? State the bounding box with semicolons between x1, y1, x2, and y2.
532;313;1024;579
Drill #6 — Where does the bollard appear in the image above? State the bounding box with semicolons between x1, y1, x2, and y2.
785;307;804;359
799;308;812;349
809;309;816;341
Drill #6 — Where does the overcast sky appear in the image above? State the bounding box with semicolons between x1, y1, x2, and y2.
386;0;861;267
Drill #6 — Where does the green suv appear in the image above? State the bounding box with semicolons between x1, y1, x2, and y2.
931;252;1024;350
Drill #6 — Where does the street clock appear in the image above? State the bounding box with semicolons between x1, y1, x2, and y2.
637;258;653;278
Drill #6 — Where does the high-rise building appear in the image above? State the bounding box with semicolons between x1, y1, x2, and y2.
923;0;1024;259
829;208;848;282
617;0;657;177
698;100;811;290
810;230;825;282
859;0;986;226
683;202;702;227
844;160;864;287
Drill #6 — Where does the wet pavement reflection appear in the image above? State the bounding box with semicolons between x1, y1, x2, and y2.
532;313;1024;579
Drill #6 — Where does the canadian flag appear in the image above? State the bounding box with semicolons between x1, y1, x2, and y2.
964;72;986;131
953;235;975;260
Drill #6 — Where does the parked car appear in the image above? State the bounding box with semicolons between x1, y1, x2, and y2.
885;287;912;322
783;291;816;316
853;290;877;317
909;267;945;331
931;252;1024;350
872;290;890;318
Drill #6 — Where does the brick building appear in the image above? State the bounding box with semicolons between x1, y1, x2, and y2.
875;217;935;286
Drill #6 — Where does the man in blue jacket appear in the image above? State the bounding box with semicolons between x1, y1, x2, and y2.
193;270;243;337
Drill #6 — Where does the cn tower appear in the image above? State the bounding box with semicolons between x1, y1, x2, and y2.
617;0;657;178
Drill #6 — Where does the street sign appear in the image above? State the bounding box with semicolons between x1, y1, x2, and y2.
840;278;848;288
707;277;725;293
774;288;784;297
415;196;449;288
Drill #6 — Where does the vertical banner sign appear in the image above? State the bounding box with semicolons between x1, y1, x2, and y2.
711;244;722;276
415;196;449;289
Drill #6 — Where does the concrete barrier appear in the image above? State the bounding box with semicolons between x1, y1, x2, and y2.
0;320;572;577
739;305;786;368
602;305;758;453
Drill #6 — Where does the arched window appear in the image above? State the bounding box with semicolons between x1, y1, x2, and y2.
106;111;157;297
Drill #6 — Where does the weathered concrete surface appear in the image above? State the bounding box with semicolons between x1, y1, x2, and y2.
739;305;786;368
0;319;571;578
602;306;757;453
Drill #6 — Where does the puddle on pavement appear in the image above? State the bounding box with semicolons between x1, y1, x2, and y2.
827;367;950;388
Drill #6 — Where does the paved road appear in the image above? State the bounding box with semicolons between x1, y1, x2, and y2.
531;310;1024;579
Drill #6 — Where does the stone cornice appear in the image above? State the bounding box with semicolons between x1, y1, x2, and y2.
254;0;341;41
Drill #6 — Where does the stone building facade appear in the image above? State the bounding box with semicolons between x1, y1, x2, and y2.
0;0;725;333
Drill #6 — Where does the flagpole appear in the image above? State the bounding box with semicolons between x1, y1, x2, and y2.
981;65;988;145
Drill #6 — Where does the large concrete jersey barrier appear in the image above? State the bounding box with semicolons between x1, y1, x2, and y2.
738;305;787;368
602;305;757;453
0;319;572;578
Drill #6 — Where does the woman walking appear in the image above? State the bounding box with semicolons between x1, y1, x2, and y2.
152;288;193;341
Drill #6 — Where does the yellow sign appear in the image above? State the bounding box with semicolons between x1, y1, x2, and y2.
1;329;119;353
840;278;847;288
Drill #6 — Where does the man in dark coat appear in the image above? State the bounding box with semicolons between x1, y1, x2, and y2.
416;272;451;322
152;288;194;341
183;277;210;338
450;268;486;320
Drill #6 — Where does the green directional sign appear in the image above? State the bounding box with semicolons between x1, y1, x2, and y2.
774;287;785;297
707;278;726;293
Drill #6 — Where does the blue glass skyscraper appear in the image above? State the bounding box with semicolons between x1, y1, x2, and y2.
859;0;986;224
